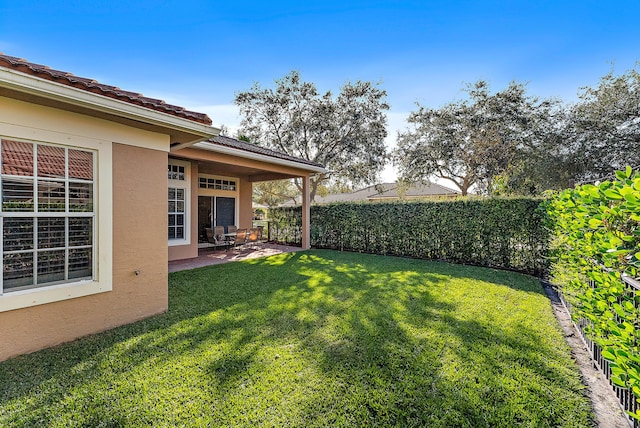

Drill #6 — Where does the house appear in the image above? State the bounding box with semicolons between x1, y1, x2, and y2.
285;182;459;205
0;54;324;361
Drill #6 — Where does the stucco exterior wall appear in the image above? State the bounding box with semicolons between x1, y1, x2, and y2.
111;142;168;322
238;176;253;229
0;97;169;361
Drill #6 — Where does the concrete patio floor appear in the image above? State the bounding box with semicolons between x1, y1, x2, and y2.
169;243;302;272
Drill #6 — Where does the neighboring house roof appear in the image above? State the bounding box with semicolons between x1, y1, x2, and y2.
0;53;212;125
312;182;460;204
368;182;460;200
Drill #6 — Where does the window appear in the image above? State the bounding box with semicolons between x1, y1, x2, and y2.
198;176;236;191
168;164;185;181
168;187;185;239
1;139;95;294
168;159;190;245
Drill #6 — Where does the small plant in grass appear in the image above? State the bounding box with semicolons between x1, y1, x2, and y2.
547;166;640;421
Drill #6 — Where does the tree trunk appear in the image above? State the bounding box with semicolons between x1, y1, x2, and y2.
310;181;318;203
440;175;468;196
461;176;469;196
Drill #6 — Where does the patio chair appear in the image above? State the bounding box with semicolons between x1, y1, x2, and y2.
247;227;261;247
232;228;248;249
205;227;229;250
228;225;238;234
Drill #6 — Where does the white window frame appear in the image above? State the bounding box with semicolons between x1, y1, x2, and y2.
0;135;112;313
168;159;190;246
197;174;238;192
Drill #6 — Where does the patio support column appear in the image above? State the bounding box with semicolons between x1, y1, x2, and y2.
301;175;311;249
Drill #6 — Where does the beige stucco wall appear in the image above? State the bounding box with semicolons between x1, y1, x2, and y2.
238;176;253;229
112;142;168;320
0;97;169;361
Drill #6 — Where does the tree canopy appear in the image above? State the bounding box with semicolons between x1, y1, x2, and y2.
235;71;389;201
569;66;640;182
393;81;560;195
252;179;298;209
392;65;640;196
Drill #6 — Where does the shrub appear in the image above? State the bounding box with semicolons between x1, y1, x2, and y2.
547;166;640;421
269;197;549;275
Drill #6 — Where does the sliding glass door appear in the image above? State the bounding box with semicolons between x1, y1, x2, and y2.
215;197;235;230
198;196;236;243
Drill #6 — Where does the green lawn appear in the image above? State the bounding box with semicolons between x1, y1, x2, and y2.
0;250;593;427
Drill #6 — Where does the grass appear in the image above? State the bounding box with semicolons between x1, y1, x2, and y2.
0;250;593;427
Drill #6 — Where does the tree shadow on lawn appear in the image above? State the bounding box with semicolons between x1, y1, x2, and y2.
0;250;591;427
232;251;590;427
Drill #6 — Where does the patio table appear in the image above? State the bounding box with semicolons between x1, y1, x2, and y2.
222;232;237;246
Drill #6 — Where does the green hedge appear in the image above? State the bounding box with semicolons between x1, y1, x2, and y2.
269;198;549;275
547;167;640;421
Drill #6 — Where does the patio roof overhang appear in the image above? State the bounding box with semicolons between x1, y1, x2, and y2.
173;143;326;181
0;67;219;147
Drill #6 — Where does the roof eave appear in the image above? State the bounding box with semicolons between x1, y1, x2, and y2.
191;141;326;174
0;67;219;143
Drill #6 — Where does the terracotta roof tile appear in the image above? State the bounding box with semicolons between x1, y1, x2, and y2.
2;139;93;180
1;140;33;176
0;53;212;125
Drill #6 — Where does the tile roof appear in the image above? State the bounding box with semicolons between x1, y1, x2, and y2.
313;182;459;204
1;139;33;176
205;135;324;169
372;182;460;199
1;139;93;180
0;53;212;125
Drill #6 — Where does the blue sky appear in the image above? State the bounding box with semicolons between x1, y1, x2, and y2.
1;0;638;181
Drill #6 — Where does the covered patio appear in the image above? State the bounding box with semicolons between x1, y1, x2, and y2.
167;135;324;263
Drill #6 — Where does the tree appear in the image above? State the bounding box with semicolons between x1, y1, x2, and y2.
393;81;560;196
569;65;640;182
235;71;389;201
252;179;298;209
496;105;578;195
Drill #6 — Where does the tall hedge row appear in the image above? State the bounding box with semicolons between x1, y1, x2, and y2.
547;167;640;421
269;198;549;275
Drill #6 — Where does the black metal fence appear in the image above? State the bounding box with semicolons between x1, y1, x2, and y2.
264;218;302;246
555;271;639;428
